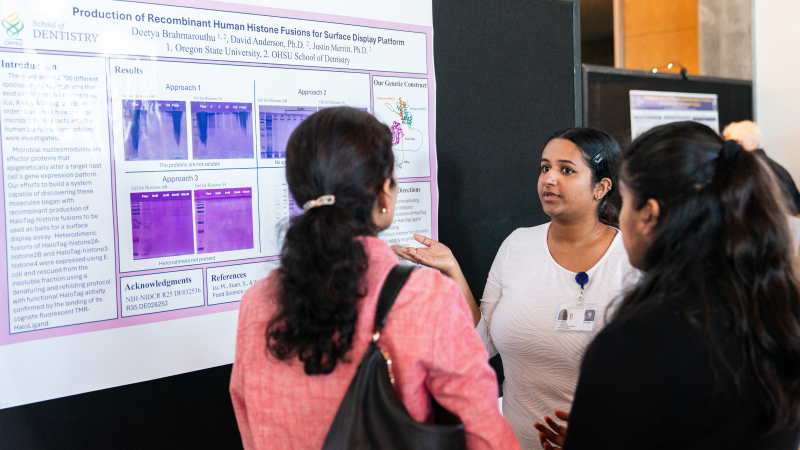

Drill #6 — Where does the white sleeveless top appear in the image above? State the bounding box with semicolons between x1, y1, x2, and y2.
476;223;639;449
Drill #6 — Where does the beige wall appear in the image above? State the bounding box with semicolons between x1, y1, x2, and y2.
699;0;752;80
754;0;800;182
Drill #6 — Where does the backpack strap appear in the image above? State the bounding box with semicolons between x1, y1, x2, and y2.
372;265;416;338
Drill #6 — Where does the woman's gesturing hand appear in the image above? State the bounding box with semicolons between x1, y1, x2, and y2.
391;234;459;276
533;410;569;450
394;234;482;326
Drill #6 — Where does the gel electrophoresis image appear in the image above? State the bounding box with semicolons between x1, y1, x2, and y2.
259;106;317;159
131;191;195;260
191;102;254;159
194;188;255;254
288;193;304;219
123;100;188;161
274;183;305;226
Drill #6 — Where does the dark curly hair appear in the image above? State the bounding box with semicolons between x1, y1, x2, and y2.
546;128;622;227
266;107;394;375
618;121;800;431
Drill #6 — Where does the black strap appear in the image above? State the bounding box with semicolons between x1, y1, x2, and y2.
373;265;415;333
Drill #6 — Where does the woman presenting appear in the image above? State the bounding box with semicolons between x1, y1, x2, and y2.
394;128;639;449
540;122;800;449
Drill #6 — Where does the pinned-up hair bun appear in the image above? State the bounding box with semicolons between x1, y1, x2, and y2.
719;139;745;164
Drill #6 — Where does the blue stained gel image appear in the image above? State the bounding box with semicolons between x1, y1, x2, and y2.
191;101;254;160
258;106;318;159
257;106;368;159
123;100;189;161
196;111;209;145
129;109;142;151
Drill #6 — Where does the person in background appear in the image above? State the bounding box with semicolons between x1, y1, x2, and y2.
541;121;800;449
723;120;800;215
723;120;800;259
394;128;638;449
229;107;518;450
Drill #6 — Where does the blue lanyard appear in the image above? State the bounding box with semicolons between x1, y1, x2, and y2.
575;272;588;305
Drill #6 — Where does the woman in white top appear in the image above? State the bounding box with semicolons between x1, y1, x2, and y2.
394;128;639;449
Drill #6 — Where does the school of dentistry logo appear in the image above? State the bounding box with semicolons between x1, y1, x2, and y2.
2;12;23;37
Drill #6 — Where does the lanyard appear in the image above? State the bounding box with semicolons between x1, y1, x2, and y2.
554;271;596;333
575;272;588;306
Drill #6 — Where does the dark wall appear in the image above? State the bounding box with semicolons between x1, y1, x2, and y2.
583;65;753;148
434;0;579;385
582;36;614;66
435;0;577;311
0;1;580;448
0;365;241;450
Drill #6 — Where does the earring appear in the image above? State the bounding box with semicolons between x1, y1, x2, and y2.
382;208;387;213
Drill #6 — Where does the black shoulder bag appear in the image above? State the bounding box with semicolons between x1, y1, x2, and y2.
322;265;467;450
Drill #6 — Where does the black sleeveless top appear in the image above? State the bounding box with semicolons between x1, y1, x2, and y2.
565;305;800;450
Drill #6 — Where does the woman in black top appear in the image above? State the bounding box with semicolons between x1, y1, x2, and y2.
538;121;800;449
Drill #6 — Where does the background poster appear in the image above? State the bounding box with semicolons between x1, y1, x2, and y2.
0;0;436;408
630;89;719;138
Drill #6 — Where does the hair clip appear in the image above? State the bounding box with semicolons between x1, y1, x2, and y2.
592;150;605;166
302;195;336;211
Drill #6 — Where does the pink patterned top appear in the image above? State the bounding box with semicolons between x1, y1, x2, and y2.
230;237;520;450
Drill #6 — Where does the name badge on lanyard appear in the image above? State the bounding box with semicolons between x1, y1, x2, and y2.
554;271;597;332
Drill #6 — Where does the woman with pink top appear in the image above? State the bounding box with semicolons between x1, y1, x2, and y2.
229;107;519;450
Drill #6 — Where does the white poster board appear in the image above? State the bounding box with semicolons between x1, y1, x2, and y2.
630;90;720;139
0;0;437;409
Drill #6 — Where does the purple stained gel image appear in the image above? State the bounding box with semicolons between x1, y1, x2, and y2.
131;191;194;260
259;106;317;159
195;188;254;254
191;102;254;159
288;192;304;219
123;100;188;161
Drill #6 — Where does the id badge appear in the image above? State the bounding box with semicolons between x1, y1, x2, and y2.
553;303;597;332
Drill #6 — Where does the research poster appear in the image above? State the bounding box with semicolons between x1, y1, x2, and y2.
0;0;436;408
629;90;719;139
